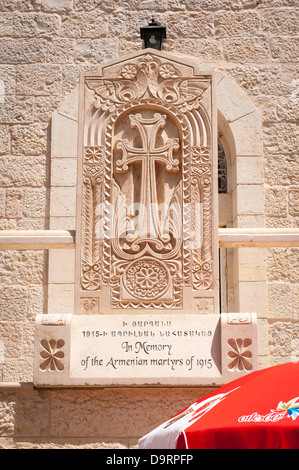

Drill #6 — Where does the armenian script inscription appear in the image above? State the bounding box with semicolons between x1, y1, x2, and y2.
71;315;221;383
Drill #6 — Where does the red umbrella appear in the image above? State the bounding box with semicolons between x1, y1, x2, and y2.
138;362;299;449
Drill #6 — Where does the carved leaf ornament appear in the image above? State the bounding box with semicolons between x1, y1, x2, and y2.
87;55;210;113
39;339;65;372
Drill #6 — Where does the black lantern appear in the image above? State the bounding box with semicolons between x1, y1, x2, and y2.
140;18;166;51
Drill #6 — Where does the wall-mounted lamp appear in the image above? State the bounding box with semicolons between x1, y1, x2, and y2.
140;18;166;51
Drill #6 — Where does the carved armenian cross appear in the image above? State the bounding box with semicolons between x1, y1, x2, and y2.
76;50;218;313
115;112;180;242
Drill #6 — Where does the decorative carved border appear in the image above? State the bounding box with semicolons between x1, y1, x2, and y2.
191;147;213;290
81;146;103;291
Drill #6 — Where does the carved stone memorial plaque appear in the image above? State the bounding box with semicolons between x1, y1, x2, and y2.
76;50;219;314
34;51;258;387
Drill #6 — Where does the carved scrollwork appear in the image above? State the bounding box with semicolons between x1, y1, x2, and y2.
81;146;103;291
86;54;210;114
190;147;213;290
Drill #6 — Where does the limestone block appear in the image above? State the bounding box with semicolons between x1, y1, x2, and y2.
47;284;74;314
49;388;207;439
265;156;299;186
187;0;259;9
269;322;299;358
0;126;10;155
215;10;261;37
264;123;298;155
224;64;297;97
48;249;75;284
0;38;47;63
28;285;46;318
168;12;214;38
266;217;293;228
257;319;269;357
34;96;61;123
216;76;256;124
0;286;28;321
289;188;299;216
60;11;109;38
0;397;14;436
175;39;223;62
236;247;266;282
0;250;46;285
238;282;267;317
13;12;60;38
271;37;299;63
109;11;154;39
218;193;232;225
75;38;118;63
5;189;23;218
234;215;265;228
267;248;299;283
122;0;167;10
0;189;5;217
265;187;288;217
49;216;76;230
51;113;78;158
17;218;47;230
0;322;23;357
0;65;15;96
293;285;299;320
262;8;299;35
73;0;117;10
51;158;77;187
229;111;263;156
0;156;46;187
235;184;264;215
267;283;292;319
3;358;33;382
56;84;79;121
8;389;50;436
0;96;34;124
232;156;263;188
0;12;13;35
41;0;73;12
50;187;76;217
223;38;271;63
276;97;298;123
23;188;47;218
47;38;76;63
16;64;62;96
11;123;47;156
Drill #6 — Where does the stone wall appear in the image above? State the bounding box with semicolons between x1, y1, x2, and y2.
0;0;298;448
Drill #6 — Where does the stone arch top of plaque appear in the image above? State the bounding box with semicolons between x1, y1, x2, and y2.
75;50;218;315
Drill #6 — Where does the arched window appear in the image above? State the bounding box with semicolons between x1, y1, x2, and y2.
218;139;227;194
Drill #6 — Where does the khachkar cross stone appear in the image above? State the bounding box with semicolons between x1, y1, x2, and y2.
76;50;218;314
115;112;180;248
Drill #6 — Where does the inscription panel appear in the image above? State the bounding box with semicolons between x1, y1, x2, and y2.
70;314;221;385
33;312;258;387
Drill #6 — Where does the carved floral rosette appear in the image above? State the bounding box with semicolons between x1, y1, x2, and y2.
78;52;216;311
